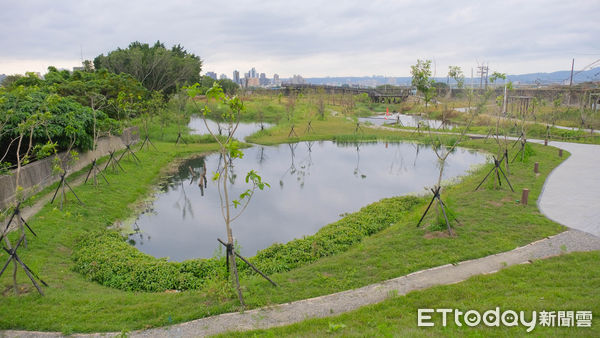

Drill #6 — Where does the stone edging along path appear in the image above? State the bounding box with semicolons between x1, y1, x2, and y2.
2;131;600;337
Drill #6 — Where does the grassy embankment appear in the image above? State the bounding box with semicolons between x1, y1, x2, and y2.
398;96;600;144
223;251;600;337
0;97;572;333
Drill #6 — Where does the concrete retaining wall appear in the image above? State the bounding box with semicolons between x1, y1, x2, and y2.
0;127;139;209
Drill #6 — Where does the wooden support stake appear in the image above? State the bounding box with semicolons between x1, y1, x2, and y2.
559;149;563;157
217;238;277;287
534;162;539;174
521;189;530;205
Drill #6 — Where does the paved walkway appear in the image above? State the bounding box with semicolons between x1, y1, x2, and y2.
537;141;600;237
131;230;600;337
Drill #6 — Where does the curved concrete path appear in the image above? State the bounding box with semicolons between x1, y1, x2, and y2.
537;141;600;237
2;132;600;337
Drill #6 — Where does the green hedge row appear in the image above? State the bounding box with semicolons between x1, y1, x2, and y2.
71;232;227;292
250;195;421;275
72;195;422;292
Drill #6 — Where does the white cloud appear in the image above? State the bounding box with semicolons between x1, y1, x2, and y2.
0;0;599;77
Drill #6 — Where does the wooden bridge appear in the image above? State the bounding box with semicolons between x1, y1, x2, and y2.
281;84;412;103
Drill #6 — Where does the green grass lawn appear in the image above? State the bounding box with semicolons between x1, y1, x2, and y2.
0;107;574;334
221;251;600;337
405;99;600;145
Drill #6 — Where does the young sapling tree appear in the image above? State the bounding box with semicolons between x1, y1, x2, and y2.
185;82;270;307
411;59;437;112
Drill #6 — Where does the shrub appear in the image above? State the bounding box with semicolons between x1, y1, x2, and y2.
71;195;422;291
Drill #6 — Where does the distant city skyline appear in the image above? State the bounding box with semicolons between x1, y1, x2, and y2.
1;1;599;78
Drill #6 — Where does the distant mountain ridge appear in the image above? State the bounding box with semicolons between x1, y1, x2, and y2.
304;67;600;87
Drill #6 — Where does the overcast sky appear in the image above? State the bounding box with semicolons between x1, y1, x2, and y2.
1;0;599;78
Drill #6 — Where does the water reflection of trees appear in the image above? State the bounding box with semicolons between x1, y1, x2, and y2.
129;219;151;246
412;143;421;167
296;141;314;188
334;141;368;179
161;156;208;192
353;143;366;179
256;146;267;165
387;143;408;175
173;182;194;220
277;142;316;189
279;143;297;188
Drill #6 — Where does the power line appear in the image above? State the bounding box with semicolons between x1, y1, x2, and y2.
562;58;600;83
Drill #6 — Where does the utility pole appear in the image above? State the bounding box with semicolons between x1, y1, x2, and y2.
568;58;574;105
503;78;508;114
485;62;489;89
477;64;489;90
479;66;483;89
569;58;575;87
471;68;474;89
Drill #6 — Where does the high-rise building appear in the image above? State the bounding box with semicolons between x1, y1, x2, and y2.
206;71;217;80
233;70;240;84
259;73;268;86
273;74;280;86
250;67;257;78
219;74;227;80
290;74;305;84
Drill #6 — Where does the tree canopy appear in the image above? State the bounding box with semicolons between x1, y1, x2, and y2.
448;66;465;89
4;67;149;120
0;65;158;167
93;41;202;95
0;84;119;165
410;59;436;108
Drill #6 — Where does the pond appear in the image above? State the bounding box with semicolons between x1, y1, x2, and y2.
359;113;455;129
188;116;272;141
128;141;486;261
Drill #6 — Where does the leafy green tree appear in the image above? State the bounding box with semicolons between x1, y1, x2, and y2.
139;91;166;139
10;72;44;88
94;41;202;94
489;71;506;84
410;59;436;110
317;88;327;119
447;66;465;97
432;82;449;96
0;85;118;165
6;67;149;120
218;78;239;95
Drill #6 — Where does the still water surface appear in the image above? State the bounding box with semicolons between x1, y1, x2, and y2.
188;117;272;141
359;113;455;129
129;141;485;261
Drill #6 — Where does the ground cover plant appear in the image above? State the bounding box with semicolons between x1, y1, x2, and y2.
0;101;569;333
